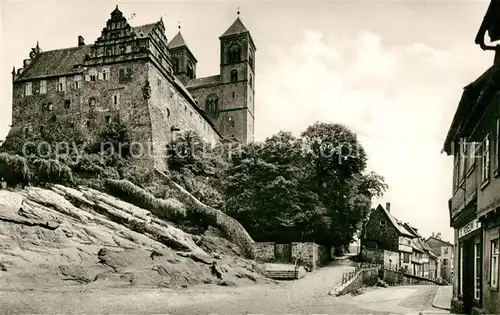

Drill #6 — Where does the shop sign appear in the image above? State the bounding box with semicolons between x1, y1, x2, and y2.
458;218;481;239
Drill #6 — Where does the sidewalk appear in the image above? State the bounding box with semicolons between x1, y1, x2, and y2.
432;285;452;311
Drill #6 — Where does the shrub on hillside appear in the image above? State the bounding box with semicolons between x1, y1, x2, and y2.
104;179;186;221
30;158;74;186
122;164;157;188
0;153;31;187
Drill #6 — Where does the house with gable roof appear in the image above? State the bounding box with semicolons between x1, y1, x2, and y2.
360;202;414;270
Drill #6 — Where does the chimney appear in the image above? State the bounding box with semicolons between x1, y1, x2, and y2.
436;232;441;239
432;232;435;238
386;202;391;212
78;35;85;46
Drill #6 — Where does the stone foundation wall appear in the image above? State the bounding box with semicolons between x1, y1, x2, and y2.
292;242;330;270
253;242;329;269
253;242;275;262
334;268;379;296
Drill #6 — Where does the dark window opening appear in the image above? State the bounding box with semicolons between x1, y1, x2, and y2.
172;57;179;72
113;95;118;104
380;221;386;226
227;45;241;63
187;63;194;79
42;103;47;111
70;122;75;128
230;70;237;83
86;121;90;128
232;91;235;99
64;100;70;109
167;108;170;118
119;68;133;83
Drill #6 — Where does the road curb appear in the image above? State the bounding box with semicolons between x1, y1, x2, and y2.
431;286;451;311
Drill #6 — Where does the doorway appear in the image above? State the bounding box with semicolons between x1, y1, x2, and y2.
462;240;474;314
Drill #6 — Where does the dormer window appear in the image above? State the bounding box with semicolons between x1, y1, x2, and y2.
380;221;386;226
89;69;97;82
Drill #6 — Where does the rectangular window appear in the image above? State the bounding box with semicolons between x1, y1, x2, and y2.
101;68;110;80
105;116;111;123
482;135;490;183
459;245;463;295
25;82;32;96
443;258;448;265
491;239;499;289
474;242;481;300
74;75;82;89
40;80;47;94
403;253;410;263
380;221;386;226
64;100;70;109
89;69;97;82
459;139;466;180
57;77;66;93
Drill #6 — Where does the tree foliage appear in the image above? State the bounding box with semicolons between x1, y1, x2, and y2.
222;123;388;248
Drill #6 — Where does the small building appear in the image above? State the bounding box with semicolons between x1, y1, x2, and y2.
425;233;454;283
361;202;414;269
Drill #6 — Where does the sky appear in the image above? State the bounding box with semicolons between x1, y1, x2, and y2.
0;0;495;243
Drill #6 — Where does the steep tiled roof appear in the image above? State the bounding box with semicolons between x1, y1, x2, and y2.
167;31;187;49
132;23;157;38
220;17;249;37
411;238;425;252
425;236;454;247
15;45;93;81
377;204;415;237
186;75;220;89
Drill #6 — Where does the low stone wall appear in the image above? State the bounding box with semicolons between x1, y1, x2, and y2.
361;248;384;263
332;268;379;296
292;242;330;270
253;242;275;263
252;242;329;270
382;269;442;286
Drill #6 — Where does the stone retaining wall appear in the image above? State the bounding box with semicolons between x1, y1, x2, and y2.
332;268;379;296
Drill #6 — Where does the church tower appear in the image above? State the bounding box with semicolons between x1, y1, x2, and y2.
167;26;197;86
218;11;256;143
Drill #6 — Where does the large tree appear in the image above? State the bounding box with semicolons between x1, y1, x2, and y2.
223;123;388;248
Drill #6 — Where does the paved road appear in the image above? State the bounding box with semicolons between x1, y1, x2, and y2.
0;260;447;314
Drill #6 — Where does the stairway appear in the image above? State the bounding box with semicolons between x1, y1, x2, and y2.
264;269;299;280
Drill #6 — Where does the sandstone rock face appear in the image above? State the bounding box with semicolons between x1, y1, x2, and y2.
0;186;270;290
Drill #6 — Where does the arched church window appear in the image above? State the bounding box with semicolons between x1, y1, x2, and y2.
230;70;238;83
227;45;241;63
172;57;179;72
205;93;219;116
187;63;194;79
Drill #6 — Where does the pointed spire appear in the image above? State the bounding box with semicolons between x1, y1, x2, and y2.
12;66;15;75
111;4;122;17
167;31;187;49
220;15;249;38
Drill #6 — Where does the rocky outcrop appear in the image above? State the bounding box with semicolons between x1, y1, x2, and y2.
154;168;256;259
0;186;269;290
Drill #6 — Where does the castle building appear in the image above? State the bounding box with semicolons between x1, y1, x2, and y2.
9;6;256;170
